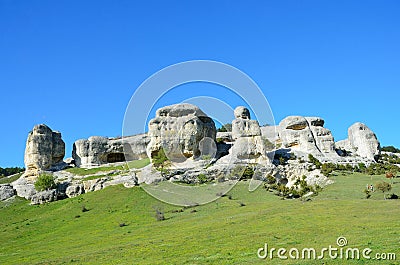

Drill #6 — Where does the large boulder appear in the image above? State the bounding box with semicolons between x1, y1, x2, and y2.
146;103;216;162
0;184;15;201
83;177;110;192
73;134;149;167
11;177;37;200
30;189;58;205
24;124;65;177
336;122;380;161
65;184;85;198
103;174;138;188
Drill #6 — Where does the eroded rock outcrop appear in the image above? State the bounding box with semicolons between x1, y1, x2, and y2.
146;103;216;162
336;122;380;161
225;106;271;164
73;134;149;167
264;116;338;161
24;124;65;177
65;184;85;198
11;177;37;200
30;189;58;205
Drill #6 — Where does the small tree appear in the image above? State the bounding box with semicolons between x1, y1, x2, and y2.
375;181;392;200
358;163;366;173
152;148;170;176
308;154;322;169
34;173;56;191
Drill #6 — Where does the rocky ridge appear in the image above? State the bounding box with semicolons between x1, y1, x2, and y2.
1;103;382;204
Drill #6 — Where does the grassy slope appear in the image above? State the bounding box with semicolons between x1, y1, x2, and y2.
0;173;23;184
0;172;399;265
64;158;150;176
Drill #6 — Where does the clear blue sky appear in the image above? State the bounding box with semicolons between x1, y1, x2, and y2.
1;0;399;167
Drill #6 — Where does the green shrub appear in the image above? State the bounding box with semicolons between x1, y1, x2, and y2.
274;153;288;165
366;163;399;175
345;164;354;172
230;165;254;180
308;154;322;169
197;174;208;183
277;184;290;197
242;166;254;180
375;181;392;200
34;173;56;191
321;163;334;176
266;174;276;185
152;148;170;176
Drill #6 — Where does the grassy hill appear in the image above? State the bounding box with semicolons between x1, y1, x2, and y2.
0;172;399;264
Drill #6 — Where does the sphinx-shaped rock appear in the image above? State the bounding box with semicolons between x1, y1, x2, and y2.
228;106;270;164
73;134;149;167
336;122;380;161
24;124;65;177
146;103;216;162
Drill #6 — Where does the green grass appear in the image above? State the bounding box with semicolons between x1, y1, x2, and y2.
126;158;150;169
64;158;150;176
0;172;399;264
0;172;23;184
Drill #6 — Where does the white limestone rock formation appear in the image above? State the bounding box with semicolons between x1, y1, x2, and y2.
24;124;65;177
276;162;334;188
146;103;216;162
305;117;336;155
279;116;318;152
336;122;380;161
73;134;149;167
226;106;271;164
272;116;339;161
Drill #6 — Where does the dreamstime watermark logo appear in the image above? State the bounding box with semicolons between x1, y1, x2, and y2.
122;60;276;206
257;236;397;261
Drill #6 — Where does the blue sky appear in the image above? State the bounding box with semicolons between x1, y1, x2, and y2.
1;0;399;167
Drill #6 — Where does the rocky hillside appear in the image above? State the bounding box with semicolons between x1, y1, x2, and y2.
0;103;385;205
